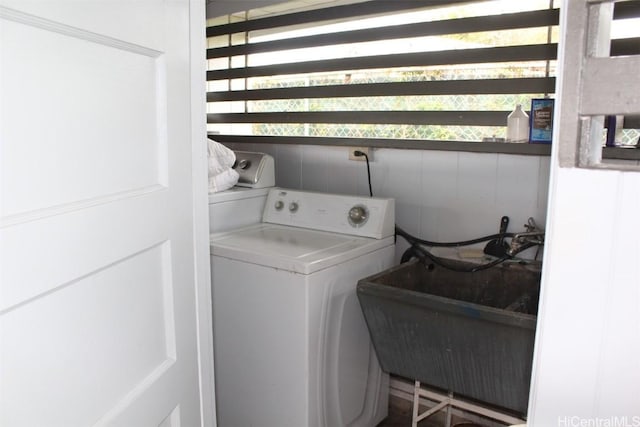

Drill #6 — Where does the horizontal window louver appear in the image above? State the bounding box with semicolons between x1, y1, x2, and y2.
206;0;640;147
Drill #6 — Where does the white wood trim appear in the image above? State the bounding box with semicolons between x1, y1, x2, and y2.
0;5;162;57
190;1;217;426
0;185;165;227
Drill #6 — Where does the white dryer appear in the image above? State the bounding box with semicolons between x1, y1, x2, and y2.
210;188;395;427
208;151;275;233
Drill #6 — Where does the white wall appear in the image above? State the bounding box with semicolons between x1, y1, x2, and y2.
224;142;550;261
527;0;640;422
529;167;640;425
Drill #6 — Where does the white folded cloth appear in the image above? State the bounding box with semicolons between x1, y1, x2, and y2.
207;139;239;193
210;168;240;193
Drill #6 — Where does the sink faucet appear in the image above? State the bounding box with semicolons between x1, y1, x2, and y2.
507;217;545;256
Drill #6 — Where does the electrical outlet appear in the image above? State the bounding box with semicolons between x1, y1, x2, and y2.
348;147;371;161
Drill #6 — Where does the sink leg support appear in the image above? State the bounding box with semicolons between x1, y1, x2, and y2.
411;381;451;427
410;380;526;426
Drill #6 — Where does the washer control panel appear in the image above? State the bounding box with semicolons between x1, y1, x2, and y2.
232;151;275;189
263;188;395;239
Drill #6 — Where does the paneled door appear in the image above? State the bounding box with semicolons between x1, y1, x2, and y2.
0;1;210;426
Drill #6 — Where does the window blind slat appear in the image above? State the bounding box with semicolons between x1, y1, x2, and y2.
206;0;474;37
207;77;556;102
207;9;559;59
207;110;513;126
610;37;640;56
613;0;640;20
208;113;640;130
207;44;557;81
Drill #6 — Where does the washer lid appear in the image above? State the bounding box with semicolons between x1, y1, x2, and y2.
208;187;270;204
210;224;394;274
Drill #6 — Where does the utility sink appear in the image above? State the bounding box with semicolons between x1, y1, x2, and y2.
357;258;542;415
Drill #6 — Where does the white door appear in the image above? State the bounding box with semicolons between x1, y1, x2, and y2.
0;1;212;426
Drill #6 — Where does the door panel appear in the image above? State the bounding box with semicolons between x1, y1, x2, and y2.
0;1;204;426
1;194;170;311
1;15;165;217
3;243;175;426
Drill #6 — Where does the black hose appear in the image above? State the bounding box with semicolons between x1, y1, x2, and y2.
397;226;513;272
395;225;516;248
400;246;421;264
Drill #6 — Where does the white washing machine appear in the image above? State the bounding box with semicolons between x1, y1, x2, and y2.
208;151;275;233
210;188;395;427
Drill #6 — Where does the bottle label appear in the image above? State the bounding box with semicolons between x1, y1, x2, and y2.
530;98;555;144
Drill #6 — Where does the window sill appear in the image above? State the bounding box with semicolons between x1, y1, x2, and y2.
212;134;552;156
210;134;640;159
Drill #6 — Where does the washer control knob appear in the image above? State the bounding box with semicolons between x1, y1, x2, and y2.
348;205;368;227
237;159;251;169
289;202;299;213
274;200;284;211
